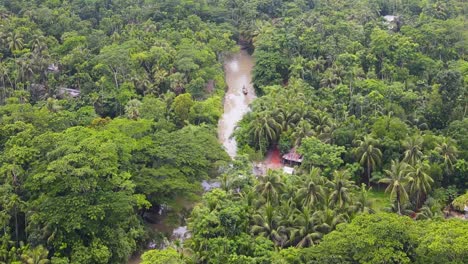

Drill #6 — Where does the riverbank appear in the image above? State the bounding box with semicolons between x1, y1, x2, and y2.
128;48;256;264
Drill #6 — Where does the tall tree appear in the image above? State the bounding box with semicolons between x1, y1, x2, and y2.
402;135;424;165
289;207;322;248
379;160;410;215
248;111;282;152
297;168;326;209
255;170;285;203
328;170;354;210
354;135;382;186
251;203;287;247
435;139;458;174
406;161;433;208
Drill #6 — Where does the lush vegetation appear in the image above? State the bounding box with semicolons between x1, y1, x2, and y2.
234;0;467;214
0;0;466;263
0;0;234;263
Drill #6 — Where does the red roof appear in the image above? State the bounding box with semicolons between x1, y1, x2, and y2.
282;148;303;163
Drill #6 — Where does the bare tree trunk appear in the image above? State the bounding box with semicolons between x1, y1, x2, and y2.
367;159;371;187
113;71;119;90
14;205;19;246
397;191;401;215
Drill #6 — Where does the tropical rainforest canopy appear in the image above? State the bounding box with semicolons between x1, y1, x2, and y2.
0;0;467;263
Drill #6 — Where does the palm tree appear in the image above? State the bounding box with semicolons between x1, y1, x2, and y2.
248;111;282;152
319;69;340;88
291;119;315;146
6;32;24;53
45;98;62;113
30;35;48;54
354;135;382;187
289;56;306;79
238;187;262;213
313;208;347;235
402;135;423;165
297;168;326;208
351;184;374;214
0;61;13;101
251;203;287;246
255;170;285;203
21;245;50;264
125;99;142;120
416;198;443;220
435;139;458;173
307;57;326;72
313;111;333;135
379;160;411;215
276;106;301;132
289;207;322;247
416;204;443;220
328;170;354;210
406;161;433;208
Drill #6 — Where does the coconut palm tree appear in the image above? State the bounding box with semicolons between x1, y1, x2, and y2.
125;99;142;120
289;56;307;79
416;204;443;220
0;61;13;100
292;119;315;146
274;88;307;131
416;198;443;220
307;57;326;72
354;135;382;186
319;69;340;88
21;245;50;264
435;139;458;173
255;170;285;203
276;105;302;132
45;98;62;113
406;161;433;208
297;168;326;208
313;207;348;235
248;111;283;152
289;207;322;247
351;184;374;214
379;160;411;215
6;32;24;53
313;111;333;135
251;203;287;246
328;170;354;210
30;35;48;54
402;135;424;165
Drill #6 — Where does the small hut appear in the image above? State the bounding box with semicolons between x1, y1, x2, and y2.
282;148;302;166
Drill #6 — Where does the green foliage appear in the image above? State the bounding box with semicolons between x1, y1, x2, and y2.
0;104;228;263
172;93;194;125
451;192;468;211
302;213;468;264
141;248;183;264
414;220;468;264
299;136;345;173
187;189;274;263
0;0;467;263
304;213;421;263
372;116;409;142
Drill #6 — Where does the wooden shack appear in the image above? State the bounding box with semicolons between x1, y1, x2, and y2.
282;148;302;166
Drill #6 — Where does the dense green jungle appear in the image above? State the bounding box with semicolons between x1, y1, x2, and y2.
0;0;467;263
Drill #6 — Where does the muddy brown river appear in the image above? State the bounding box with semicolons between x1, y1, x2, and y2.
218;49;256;158
128;48;255;263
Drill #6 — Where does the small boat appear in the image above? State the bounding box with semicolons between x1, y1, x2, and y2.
242;85;248;95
